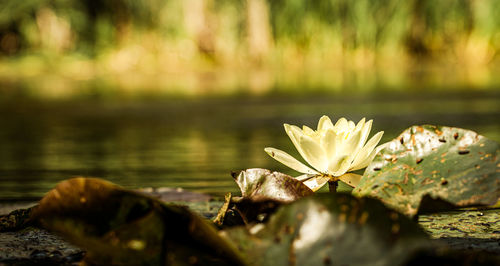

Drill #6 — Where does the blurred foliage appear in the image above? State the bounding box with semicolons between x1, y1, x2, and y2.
0;0;499;97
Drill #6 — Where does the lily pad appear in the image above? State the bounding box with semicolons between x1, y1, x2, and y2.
31;177;245;266
353;125;500;217
222;193;430;266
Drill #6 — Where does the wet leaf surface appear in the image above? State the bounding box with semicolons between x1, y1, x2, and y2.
0;207;34;232
419;208;500;239
1;193;500;264
354;125;500;217
419;208;500;255
31;177;245;266
223;193;430;266
0;227;83;265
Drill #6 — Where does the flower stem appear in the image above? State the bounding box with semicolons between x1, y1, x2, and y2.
328;180;338;193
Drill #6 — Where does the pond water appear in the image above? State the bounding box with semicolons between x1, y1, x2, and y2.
0;90;499;199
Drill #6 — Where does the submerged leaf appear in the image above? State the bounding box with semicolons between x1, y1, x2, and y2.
354;125;500;217
222;193;430;266
31;177;244;266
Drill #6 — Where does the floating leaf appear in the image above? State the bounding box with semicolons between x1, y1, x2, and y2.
31;177;245;266
232;168;314;202
354;125;500;217
222;193;430;266
418;208;500;239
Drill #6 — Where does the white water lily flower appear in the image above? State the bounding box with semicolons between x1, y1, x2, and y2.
265;116;384;191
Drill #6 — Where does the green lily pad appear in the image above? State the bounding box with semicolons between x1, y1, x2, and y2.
232;168;314;202
418;208;500;239
353;125;500;217
222;193;430;266
31;177;245;266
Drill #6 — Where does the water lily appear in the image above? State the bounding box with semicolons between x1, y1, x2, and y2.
265;115;384;191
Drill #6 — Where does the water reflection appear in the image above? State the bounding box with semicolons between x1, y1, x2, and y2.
0;92;499;199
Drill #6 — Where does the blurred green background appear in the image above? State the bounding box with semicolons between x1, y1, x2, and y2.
0;0;499;199
1;0;500;96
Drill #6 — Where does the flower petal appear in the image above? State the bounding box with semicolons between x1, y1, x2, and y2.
321;129;338;159
295;174;317;181
358;119;373;148
355;117;366;129
350;148;378;171
339;173;362;188
350;131;384;170
302;175;330;192
284;124;298;144
299;134;328;172
334;117;348;133
344;123;363;154
352;142;388;170
317;115;334;131
352;118;365;136
284;124;308;160
264;147;318;174
330;155;353;176
326;132;348;172
344;118;366;155
347;120;355;131
302;125;315;136
327;155;349;175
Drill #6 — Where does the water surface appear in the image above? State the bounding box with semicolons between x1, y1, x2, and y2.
0;91;499;199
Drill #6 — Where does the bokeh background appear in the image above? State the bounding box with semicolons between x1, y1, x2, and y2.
1;0;499;199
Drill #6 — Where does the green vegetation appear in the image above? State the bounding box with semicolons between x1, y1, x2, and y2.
0;0;499;97
354;125;500;217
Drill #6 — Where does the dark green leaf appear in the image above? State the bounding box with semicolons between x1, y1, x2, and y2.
354;125;500;217
31;177;245;266
223;193;430;266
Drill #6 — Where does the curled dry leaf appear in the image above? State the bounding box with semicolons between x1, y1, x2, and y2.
232;168;314;202
226;169;315;225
